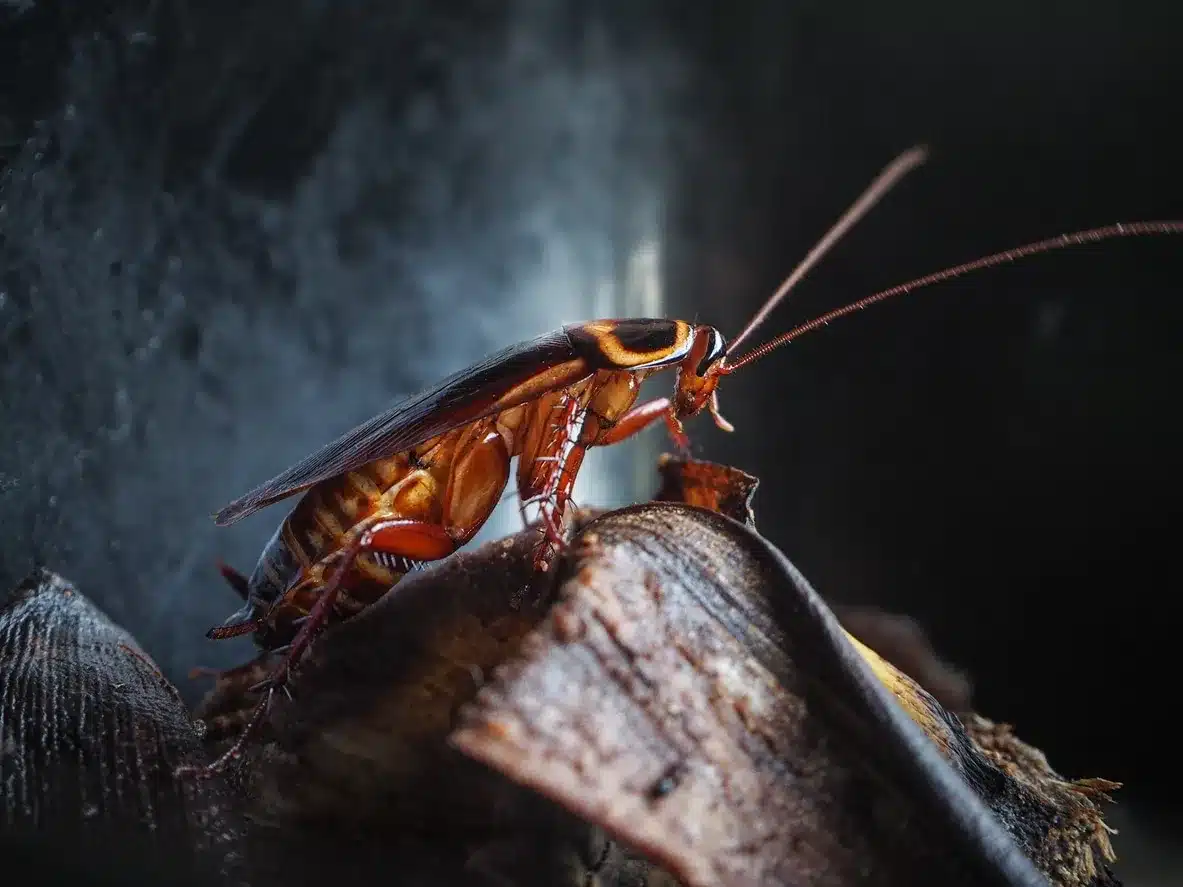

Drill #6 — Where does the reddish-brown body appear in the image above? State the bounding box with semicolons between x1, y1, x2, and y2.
232;367;653;651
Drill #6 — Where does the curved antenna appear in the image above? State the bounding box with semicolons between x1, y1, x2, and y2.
724;145;930;360
721;220;1183;374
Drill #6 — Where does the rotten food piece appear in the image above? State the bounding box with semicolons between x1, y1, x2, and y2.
187;456;1118;887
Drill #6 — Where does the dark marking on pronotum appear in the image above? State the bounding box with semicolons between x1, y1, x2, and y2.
565;319;692;370
609;319;682;355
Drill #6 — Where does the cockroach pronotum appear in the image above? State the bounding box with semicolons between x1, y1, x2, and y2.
179;145;1181;777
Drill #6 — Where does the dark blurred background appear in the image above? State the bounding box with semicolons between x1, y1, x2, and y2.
2;1;1180;881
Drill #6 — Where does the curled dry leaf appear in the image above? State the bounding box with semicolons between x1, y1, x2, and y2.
449;503;1047;887
0;568;247;886
448;499;1121;887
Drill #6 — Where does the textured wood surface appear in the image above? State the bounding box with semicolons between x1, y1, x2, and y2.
0;568;247;886
452;503;1052;887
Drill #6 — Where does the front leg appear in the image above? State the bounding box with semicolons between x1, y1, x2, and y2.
517;396;686;574
518;395;589;574
593;396;689;454
176;516;457;779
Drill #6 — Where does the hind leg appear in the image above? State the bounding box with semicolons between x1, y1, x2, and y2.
176;518;457;778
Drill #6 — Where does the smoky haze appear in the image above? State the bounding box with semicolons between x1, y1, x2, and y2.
1;1;682;681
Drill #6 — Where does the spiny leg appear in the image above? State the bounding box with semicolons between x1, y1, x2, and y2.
519;395;589;574
175;517;456;779
187;650;274;683
522;396;681;573
594;397;689;454
530;477;576;569
516;397;580;535
188;652;278;741
521;396;691;573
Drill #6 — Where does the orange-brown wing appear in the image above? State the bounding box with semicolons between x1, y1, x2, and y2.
213;319;695;526
214;330;589;525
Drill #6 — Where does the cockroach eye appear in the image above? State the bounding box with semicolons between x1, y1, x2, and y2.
695;329;727;377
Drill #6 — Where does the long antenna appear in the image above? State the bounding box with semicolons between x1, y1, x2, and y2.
721;220;1183;374
723;145;930;360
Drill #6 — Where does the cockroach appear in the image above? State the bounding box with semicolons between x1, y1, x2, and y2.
179;145;1181;777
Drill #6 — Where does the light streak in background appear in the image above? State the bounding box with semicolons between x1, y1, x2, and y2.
621;204;666;506
473;187;666;546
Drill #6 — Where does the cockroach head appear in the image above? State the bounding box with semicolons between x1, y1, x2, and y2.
673;326;733;431
670;148;931;435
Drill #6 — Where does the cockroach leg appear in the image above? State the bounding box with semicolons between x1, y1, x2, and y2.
594;397;672;447
179;518;456;779
593;396;690;454
516;394;585;577
529;505;565;573
176;686;278;779
534;497;571;572
187;651;275;684
664;412;691;456
530;403;589;574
